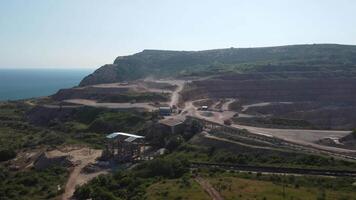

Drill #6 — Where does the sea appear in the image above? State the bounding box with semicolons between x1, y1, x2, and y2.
0;68;93;101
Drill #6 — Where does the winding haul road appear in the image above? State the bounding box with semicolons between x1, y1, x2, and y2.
184;100;354;154
173;81;354;156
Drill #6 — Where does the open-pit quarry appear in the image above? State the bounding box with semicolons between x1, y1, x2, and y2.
42;75;356;161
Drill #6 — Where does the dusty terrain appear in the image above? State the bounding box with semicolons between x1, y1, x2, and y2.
54;147;106;200
8;146;107;200
45;79;187;112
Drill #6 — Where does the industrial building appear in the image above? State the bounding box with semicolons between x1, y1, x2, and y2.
159;118;185;134
103;132;144;162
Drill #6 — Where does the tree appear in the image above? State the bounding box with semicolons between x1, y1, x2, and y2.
166;136;183;151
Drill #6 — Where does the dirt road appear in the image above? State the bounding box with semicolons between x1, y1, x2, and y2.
231;124;354;153
151;79;187;107
241;102;293;112
61;79;186;110
59;148;105;200
63;99;157;111
221;98;235;111
202;132;289;152
195;177;224;200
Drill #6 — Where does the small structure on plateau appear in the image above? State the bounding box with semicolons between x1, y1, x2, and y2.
159;106;172;116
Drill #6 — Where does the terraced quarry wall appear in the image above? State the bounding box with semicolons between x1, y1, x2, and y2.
182;73;356;104
182;73;356;129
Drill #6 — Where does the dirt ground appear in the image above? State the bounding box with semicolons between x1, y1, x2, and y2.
57;80;187;111
50;147;106;200
63;99;157;111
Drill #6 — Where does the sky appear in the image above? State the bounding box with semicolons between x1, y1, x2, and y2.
0;0;356;69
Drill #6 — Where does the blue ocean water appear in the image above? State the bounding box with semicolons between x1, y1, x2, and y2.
0;68;93;101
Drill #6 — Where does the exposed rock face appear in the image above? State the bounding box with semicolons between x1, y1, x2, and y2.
80;64;119;86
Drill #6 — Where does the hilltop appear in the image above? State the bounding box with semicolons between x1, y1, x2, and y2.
80;44;356;86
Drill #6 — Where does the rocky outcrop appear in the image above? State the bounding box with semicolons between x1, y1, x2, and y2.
80;64;120;86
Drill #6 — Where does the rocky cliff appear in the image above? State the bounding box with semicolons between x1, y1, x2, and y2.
79;44;356;86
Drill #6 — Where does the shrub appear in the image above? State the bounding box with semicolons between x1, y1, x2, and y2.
351;129;356;138
134;157;189;178
0;149;16;162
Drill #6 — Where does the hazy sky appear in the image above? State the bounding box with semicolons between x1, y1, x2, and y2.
1;0;356;68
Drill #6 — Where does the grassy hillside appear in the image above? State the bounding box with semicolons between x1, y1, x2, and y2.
80;44;356;86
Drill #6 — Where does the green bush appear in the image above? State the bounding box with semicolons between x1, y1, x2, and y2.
134;157;189;178
166;135;184;151
88;112;148;133
74;173;145;200
0;167;68;200
0;149;16;162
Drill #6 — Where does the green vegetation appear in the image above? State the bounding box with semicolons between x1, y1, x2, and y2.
87;111;151;133
0;103;70;152
42;106;158;148
0;102;158;154
0;166;68;200
0;149;16;162
206;171;356;200
172;136;356;170
1;100;356;199
0;124;67;151
74;172;146;200
74;156;190;200
0;102;27;121
146;178;209;200
75;156;356;200
133;157;189;178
